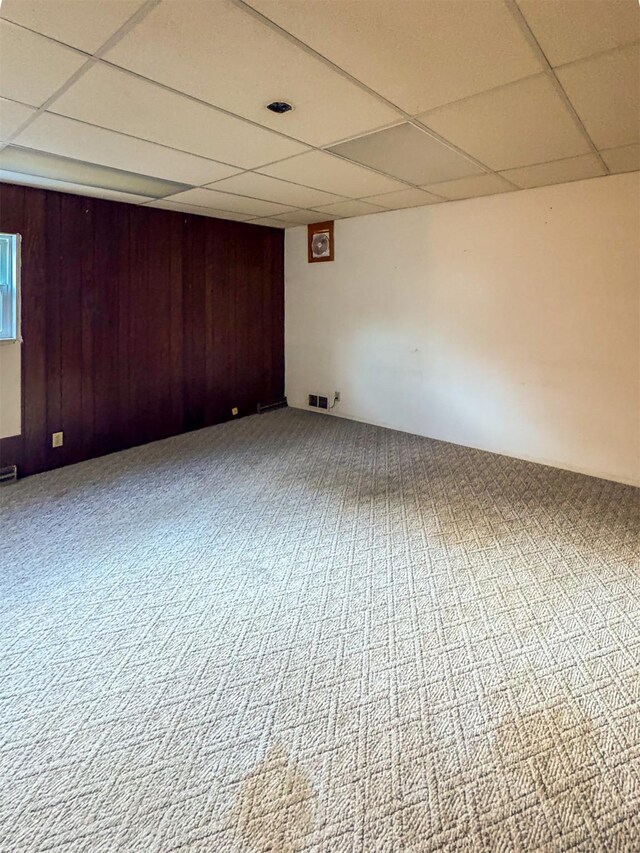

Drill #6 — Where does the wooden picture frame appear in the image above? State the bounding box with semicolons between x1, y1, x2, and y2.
307;221;334;263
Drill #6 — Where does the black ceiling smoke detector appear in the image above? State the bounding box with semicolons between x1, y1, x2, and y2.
266;101;293;114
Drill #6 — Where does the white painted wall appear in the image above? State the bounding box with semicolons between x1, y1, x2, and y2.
285;172;640;486
0;343;21;439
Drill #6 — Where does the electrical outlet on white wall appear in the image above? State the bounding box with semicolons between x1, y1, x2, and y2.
308;391;340;411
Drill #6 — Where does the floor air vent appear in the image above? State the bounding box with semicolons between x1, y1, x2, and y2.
0;465;18;485
257;397;287;414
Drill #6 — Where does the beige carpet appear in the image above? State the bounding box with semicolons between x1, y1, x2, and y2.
1;408;639;852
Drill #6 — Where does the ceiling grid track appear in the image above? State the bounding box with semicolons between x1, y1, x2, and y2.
5;6;446;198
231;0;512;184
0;0;162;154
506;0;610;173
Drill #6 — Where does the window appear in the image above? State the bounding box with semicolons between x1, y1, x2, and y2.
0;233;19;342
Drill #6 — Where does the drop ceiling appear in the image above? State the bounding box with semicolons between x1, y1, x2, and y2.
0;0;638;228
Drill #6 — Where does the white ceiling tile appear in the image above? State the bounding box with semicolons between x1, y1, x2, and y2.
0;98;36;141
328;123;483;184
517;0;640;67
312;200;384;219
420;74;591;171
164;187;293;218
555;44;640;150
0;0;143;53
104;0;400;147
14;112;241;185
0;19;87;107
0;170;151;203
247;217;288;228
206;172;344;208
259;151;408;197
422;173;514;200
600;143;640;174
360;188;442;209
144;199;253;221
49;63;309;168
499;154;606;189
245;0;542;114
274;209;332;225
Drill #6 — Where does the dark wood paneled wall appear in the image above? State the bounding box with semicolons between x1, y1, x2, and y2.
0;183;284;477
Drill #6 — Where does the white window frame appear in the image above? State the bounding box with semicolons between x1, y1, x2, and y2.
0;233;20;343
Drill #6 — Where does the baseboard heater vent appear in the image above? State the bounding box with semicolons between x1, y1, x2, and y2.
0;465;18;485
257;397;287;414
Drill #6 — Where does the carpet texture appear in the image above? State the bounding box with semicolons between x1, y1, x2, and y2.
1;408;639;852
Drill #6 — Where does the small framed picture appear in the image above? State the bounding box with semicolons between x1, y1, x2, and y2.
307;220;334;263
